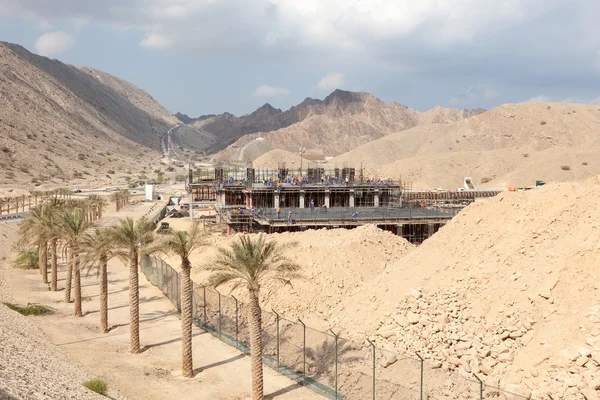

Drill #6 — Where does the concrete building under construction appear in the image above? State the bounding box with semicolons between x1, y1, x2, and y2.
187;165;501;243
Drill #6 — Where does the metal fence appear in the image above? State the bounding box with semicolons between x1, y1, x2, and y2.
140;255;535;400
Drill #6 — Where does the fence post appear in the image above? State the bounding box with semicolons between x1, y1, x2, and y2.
217;290;222;340
329;329;338;400
299;318;306;385
473;373;483;400
203;286;207;330
366;338;375;400
416;352;424;400
273;310;280;369
232;296;239;349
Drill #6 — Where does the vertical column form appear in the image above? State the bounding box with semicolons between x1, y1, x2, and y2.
427;223;435;239
349;190;355;208
396;224;403;237
325;190;330;208
374;189;380;207
274;193;280;209
299;191;305;208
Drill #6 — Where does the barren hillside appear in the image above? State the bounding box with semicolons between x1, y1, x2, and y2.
211;90;483;162
0;41;178;188
332;102;600;188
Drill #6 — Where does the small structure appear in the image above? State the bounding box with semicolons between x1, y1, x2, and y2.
145;184;157;201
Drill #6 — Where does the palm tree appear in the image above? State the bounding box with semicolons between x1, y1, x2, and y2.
19;205;49;284
0;198;5;215
43;205;62;292
146;222;206;377
81;228;116;333
112;192;123;211
201;234;301;400
107;217;155;353
59;209;92;316
88;195;106;221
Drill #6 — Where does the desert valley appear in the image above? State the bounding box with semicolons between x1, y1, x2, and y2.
1;14;600;400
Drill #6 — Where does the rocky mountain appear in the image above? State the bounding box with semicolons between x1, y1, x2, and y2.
211;89;485;162
331;102;600;188
0;41;178;187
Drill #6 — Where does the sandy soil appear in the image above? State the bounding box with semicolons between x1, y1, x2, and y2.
0;201;319;400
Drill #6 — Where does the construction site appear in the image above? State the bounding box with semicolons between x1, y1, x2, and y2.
186;164;503;243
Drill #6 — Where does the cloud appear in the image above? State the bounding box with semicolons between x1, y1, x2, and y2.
34;31;74;56
140;33;170;49
450;84;501;105
316;73;344;90
591;96;600;105
253;85;290;97
523;95;553;103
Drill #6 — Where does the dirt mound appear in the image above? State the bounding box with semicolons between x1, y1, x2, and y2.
252;149;304;169
331;182;600;399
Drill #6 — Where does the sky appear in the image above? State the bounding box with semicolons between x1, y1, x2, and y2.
0;0;599;117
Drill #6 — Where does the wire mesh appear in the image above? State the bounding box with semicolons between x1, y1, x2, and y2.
140;255;539;400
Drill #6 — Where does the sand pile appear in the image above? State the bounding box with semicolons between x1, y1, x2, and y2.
0;223;110;400
330;180;600;399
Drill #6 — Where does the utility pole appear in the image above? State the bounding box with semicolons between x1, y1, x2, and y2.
299;148;306;177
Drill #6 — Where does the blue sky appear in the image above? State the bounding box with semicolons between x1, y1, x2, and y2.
1;0;599;117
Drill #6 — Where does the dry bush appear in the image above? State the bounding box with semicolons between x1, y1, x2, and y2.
540;121;547;125
561;165;571;171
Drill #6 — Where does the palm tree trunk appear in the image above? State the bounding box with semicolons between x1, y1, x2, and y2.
100;255;109;333
181;259;193;378
129;250;141;353
248;288;264;400
98;204;103;219
41;241;48;284
73;255;82;317
65;248;72;303
50;239;58;291
37;242;43;274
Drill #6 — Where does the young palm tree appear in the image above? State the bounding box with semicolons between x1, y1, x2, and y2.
59;209;92;316
81;228;116;333
88;195;106;221
201;235;301;400
43;206;62;292
107;217;155;353
19;205;49;284
146;222;206;377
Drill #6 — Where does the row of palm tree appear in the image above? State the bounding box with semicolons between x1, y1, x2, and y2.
112;189;131;212
18;200;300;400
0;188;73;215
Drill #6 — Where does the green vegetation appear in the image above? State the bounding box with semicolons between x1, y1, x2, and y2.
11;247;40;270
3;302;55;316
82;379;108;396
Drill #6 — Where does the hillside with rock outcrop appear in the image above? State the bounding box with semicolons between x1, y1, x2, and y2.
194;89;484;161
0;41;178;188
332;101;600;189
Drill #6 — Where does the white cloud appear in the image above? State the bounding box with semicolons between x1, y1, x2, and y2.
523;95;553;103
450;84;501;105
253;85;290;97
591;96;600;105
35;20;53;30
140;33;170;49
316;73;344;90
34;31;74;56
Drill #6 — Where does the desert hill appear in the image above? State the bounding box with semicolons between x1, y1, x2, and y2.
198;89;483;161
0;41;178;188
331;102;600;188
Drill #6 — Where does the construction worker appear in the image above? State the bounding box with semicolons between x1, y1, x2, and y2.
321;204;327;213
310;198;315;212
276;205;280;219
352;210;359;219
287;211;293;225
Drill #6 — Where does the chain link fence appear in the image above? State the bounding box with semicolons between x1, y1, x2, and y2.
140;255;537;400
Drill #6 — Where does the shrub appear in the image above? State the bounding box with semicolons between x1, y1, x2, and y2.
561;165;571;171
540;121;547;125
107;170;115;175
166;166;175;172
582;162;589;166
11;248;39;269
1;146;10;153
82;379;108;396
480;177;492;184
78;153;85;160
522;153;529;158
3;303;55;316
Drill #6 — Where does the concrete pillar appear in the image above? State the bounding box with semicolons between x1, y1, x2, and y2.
374;190;380;207
274;193;280;208
349;190;354;208
247;194;252;209
325;191;330;208
396;224;403;237
299;191;305;208
427;223;435;238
